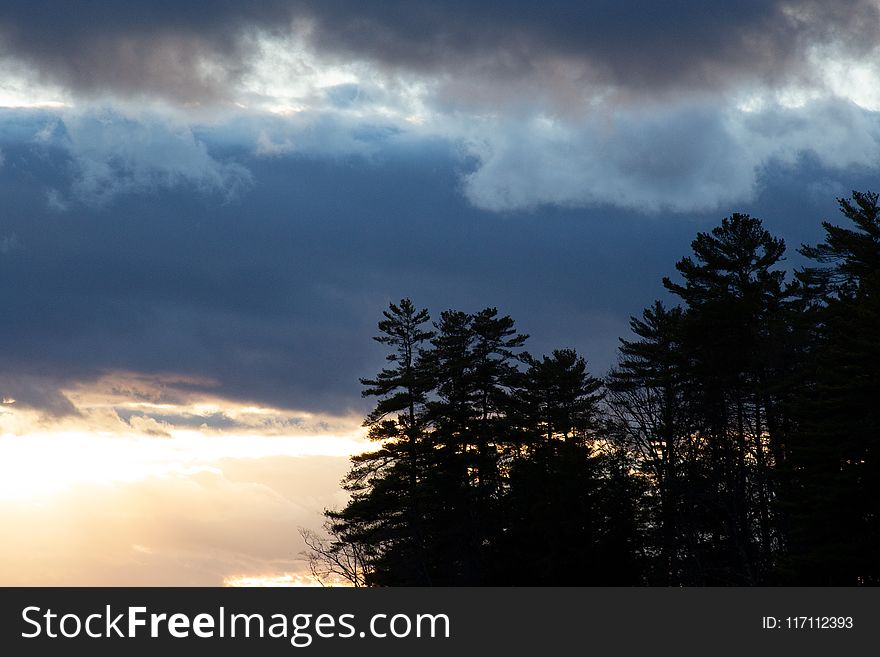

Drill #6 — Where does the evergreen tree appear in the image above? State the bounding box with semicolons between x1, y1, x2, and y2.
326;299;435;585
660;214;792;583
421;307;528;583
319;303;649;586
309;195;880;587
607;301;696;584
784;192;880;584
500;348;645;584
518;348;603;446
799;191;880;295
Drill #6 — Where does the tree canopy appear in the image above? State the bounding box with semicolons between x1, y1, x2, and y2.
308;192;880;586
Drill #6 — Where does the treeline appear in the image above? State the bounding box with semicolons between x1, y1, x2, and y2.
308;191;880;586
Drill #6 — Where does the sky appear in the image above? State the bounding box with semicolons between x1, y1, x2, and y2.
3;1;880;585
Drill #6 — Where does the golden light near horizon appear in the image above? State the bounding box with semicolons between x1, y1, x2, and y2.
0;375;370;586
224;573;332;587
0;379;369;489
0;431;211;501
0;428;367;502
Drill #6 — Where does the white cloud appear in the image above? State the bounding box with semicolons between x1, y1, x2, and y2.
0;61;71;109
239;33;880;214
457;96;880;213
43;109;253;207
255;128;297;157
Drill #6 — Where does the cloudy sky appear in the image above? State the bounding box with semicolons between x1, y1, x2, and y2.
2;1;880;584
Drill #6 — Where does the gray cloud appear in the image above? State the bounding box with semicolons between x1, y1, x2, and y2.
1;2;878;103
0;374;78;416
0;3;295;102
302;1;880;102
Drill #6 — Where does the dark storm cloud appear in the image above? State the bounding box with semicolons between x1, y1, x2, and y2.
1;107;861;417
1;2;878;102
0;108;677;414
0;374;78;416
303;1;880;96
0;2;295;101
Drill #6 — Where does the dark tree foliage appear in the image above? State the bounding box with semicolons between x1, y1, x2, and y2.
655;214;793;584
517;349;603;446
498;349;645;585
322;300;645;586
325;299;436;585
799;191;880;294
311;193;880;586
781;192;880;584
607;302;694;584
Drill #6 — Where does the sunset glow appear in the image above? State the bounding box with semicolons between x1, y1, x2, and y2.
0;430;365;502
224;573;327;587
0;378;368;585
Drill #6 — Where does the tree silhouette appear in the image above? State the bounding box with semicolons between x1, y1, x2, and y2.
659;214;791;583
501;348;644;584
607;301;693;584
300;523;370;587
306;195;880;586
782;192;880;584
324;299;435;585
318;302;644;585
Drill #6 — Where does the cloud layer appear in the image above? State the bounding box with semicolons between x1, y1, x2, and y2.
3;2;880;104
5;3;880;215
3;4;880;419
462;97;880;212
